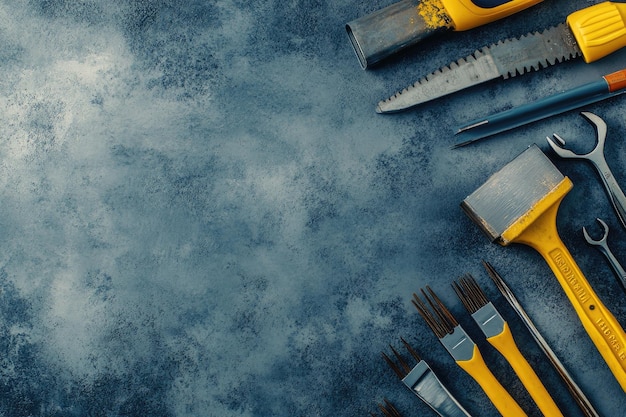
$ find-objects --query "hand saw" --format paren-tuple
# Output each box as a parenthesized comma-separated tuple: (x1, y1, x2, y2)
(376, 1, 626, 113)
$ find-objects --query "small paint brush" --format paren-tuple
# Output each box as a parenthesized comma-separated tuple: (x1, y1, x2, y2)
(453, 68, 626, 148)
(461, 144, 626, 391)
(413, 287, 527, 417)
(382, 338, 472, 417)
(482, 260, 601, 417)
(453, 274, 563, 417)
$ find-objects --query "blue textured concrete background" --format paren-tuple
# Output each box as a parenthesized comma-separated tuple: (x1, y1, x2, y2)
(0, 0, 624, 416)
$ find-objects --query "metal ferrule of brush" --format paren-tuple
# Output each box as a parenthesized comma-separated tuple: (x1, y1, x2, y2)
(471, 302, 506, 339)
(345, 0, 446, 69)
(440, 326, 476, 362)
(402, 361, 473, 417)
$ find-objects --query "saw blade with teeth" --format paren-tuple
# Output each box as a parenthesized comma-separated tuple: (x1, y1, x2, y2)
(376, 23, 582, 113)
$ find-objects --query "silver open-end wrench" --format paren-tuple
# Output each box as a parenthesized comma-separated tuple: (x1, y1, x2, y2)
(547, 111, 626, 230)
(583, 218, 626, 294)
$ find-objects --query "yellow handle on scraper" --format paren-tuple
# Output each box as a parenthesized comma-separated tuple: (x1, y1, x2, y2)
(488, 322, 563, 417)
(456, 344, 528, 417)
(568, 1, 626, 63)
(502, 178, 626, 392)
(441, 0, 543, 31)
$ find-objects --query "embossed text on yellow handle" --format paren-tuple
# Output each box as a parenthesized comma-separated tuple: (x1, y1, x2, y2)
(501, 178, 626, 391)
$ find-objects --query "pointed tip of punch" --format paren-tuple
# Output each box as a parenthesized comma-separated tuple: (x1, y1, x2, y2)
(456, 120, 488, 134)
(450, 140, 474, 149)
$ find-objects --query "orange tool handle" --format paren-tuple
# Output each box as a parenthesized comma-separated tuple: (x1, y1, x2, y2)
(568, 1, 626, 63)
(503, 178, 626, 392)
(604, 68, 626, 92)
(440, 0, 543, 31)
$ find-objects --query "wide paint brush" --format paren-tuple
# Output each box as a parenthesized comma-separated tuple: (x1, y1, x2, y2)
(382, 338, 472, 417)
(461, 144, 626, 391)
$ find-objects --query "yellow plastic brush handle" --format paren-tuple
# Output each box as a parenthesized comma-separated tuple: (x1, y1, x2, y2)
(568, 1, 626, 63)
(502, 178, 626, 392)
(456, 344, 528, 417)
(441, 0, 543, 31)
(488, 322, 564, 417)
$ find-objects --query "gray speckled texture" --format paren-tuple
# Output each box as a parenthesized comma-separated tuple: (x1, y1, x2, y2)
(0, 0, 624, 416)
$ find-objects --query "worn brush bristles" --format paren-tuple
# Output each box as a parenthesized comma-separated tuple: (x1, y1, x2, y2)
(377, 399, 403, 417)
(382, 338, 421, 379)
(382, 346, 409, 379)
(453, 274, 490, 314)
(412, 286, 458, 338)
(400, 337, 422, 362)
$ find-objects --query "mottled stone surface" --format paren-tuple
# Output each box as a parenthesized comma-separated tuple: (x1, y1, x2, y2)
(0, 0, 624, 416)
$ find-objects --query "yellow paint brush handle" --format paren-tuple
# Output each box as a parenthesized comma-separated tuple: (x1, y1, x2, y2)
(456, 344, 527, 417)
(488, 322, 563, 417)
(507, 179, 626, 391)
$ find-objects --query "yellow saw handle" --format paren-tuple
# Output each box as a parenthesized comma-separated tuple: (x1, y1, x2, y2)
(568, 1, 626, 63)
(440, 0, 543, 31)
(503, 178, 626, 392)
(488, 322, 564, 417)
(456, 344, 528, 416)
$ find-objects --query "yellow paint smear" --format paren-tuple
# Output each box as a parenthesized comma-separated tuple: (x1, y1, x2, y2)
(418, 0, 452, 29)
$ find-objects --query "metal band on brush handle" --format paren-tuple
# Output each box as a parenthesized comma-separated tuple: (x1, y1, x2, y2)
(402, 361, 473, 417)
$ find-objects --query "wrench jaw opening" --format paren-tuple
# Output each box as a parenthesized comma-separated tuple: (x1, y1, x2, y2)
(583, 217, 626, 295)
(582, 218, 609, 246)
(546, 133, 577, 158)
(546, 111, 608, 159)
(548, 111, 626, 231)
(580, 111, 608, 147)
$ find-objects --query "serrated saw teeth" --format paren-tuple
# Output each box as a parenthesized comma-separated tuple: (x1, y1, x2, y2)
(376, 23, 583, 113)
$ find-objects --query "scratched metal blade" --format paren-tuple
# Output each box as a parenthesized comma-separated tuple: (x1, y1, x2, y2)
(376, 23, 582, 113)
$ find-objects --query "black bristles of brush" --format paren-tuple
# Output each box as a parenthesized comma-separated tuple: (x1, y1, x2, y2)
(452, 274, 490, 314)
(412, 286, 458, 338)
(381, 337, 422, 379)
(400, 337, 421, 363)
(377, 399, 403, 417)
(382, 348, 408, 379)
